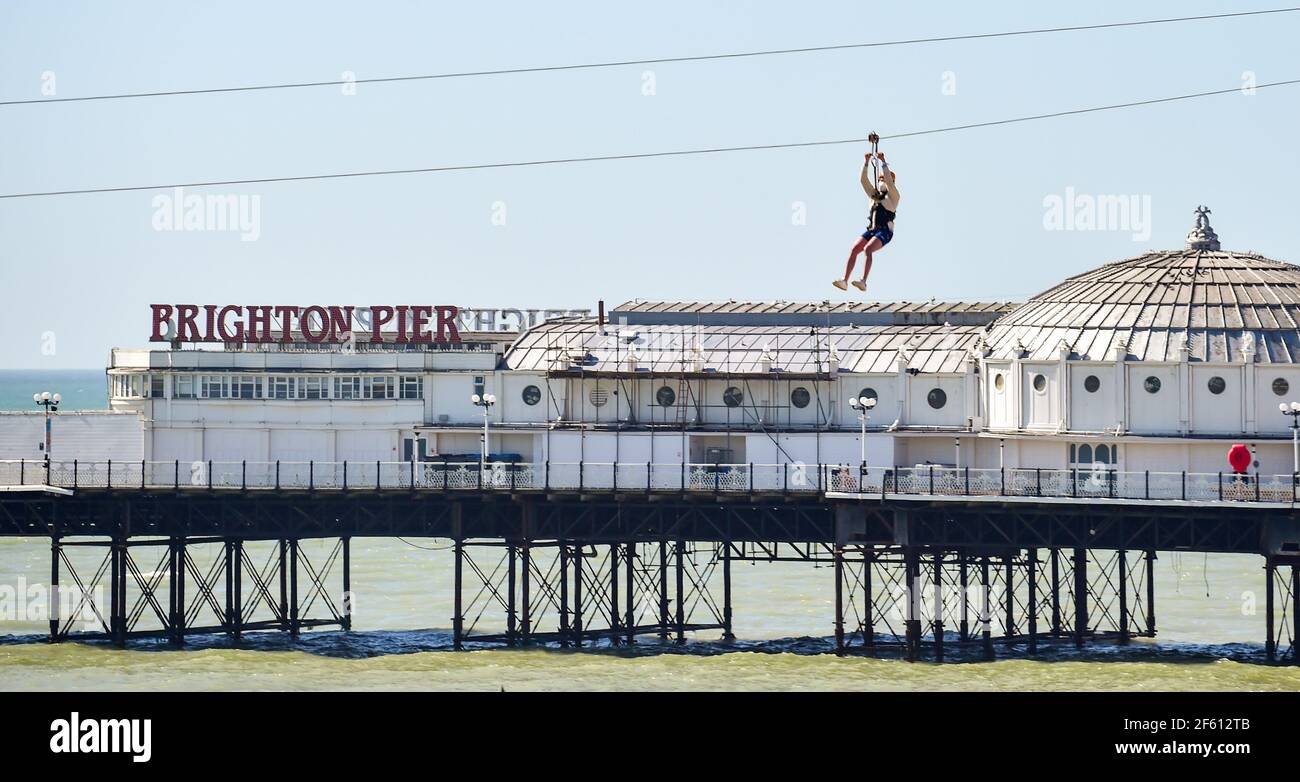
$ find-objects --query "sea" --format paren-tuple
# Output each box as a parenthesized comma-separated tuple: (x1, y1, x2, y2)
(0, 370, 1297, 691)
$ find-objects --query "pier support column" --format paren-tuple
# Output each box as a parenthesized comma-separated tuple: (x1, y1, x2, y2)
(234, 540, 244, 640)
(608, 543, 620, 645)
(904, 548, 921, 662)
(1003, 552, 1015, 639)
(722, 541, 734, 640)
(980, 556, 993, 660)
(170, 536, 186, 645)
(559, 542, 570, 646)
(674, 541, 686, 644)
(624, 542, 636, 646)
(1146, 550, 1157, 637)
(1050, 548, 1062, 637)
(520, 542, 532, 644)
(506, 543, 517, 646)
(1073, 548, 1088, 648)
(49, 536, 60, 642)
(1118, 549, 1129, 643)
(278, 539, 289, 632)
(932, 553, 944, 662)
(958, 551, 969, 642)
(452, 536, 464, 650)
(1266, 558, 1276, 662)
(110, 536, 126, 647)
(341, 537, 352, 632)
(862, 547, 874, 650)
(1027, 548, 1038, 653)
(833, 545, 845, 655)
(658, 540, 669, 641)
(573, 544, 584, 648)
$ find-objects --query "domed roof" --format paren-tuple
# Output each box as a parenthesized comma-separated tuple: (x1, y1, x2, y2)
(985, 209, 1300, 363)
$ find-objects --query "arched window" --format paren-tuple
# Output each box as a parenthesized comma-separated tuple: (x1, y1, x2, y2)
(1095, 444, 1110, 465)
(1078, 444, 1093, 464)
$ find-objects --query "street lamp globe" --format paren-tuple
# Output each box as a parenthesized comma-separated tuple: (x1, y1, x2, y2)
(862, 396, 876, 409)
(485, 394, 496, 405)
(470, 393, 481, 404)
(1291, 402, 1300, 413)
(32, 393, 40, 403)
(41, 391, 51, 402)
(52, 393, 61, 404)
(1281, 403, 1289, 413)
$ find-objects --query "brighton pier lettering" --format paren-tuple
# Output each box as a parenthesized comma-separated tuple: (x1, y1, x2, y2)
(150, 304, 461, 345)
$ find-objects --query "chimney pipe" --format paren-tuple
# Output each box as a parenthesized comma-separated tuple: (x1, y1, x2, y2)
(598, 300, 605, 330)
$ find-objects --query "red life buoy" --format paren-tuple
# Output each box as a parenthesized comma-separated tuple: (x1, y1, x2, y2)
(1227, 443, 1251, 474)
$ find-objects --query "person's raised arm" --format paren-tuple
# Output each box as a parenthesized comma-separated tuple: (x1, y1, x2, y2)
(860, 154, 877, 197)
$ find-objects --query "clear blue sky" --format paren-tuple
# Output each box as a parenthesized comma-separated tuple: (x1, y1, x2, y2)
(2, 1, 1298, 368)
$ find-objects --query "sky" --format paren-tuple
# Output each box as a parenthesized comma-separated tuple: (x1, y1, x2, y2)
(1, 0, 1298, 368)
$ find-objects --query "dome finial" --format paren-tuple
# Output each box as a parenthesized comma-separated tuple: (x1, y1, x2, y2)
(1186, 205, 1221, 251)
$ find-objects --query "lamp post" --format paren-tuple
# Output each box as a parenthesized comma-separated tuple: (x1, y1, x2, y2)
(471, 392, 497, 474)
(1280, 402, 1300, 474)
(33, 391, 61, 484)
(849, 395, 877, 475)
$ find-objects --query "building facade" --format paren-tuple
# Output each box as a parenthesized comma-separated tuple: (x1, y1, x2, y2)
(43, 210, 1299, 480)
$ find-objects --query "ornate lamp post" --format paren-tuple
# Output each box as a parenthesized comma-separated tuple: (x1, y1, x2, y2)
(471, 392, 497, 474)
(1280, 402, 1300, 474)
(849, 395, 877, 474)
(33, 390, 61, 484)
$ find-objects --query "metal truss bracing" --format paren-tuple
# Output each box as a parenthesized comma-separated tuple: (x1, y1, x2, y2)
(822, 545, 1156, 661)
(47, 535, 349, 645)
(455, 539, 730, 648)
(1265, 558, 1298, 662)
(2, 491, 1293, 662)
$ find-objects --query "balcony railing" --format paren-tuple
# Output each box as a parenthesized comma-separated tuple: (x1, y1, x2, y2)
(0, 459, 1294, 504)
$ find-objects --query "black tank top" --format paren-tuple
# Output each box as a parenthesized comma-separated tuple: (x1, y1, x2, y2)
(870, 198, 896, 231)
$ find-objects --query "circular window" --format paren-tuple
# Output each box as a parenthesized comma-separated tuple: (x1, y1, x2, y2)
(655, 385, 676, 407)
(927, 388, 947, 410)
(1084, 375, 1100, 393)
(521, 385, 541, 406)
(994, 373, 1005, 391)
(1273, 378, 1290, 396)
(858, 388, 879, 405)
(1144, 376, 1161, 394)
(1207, 376, 1226, 395)
(1032, 374, 1047, 393)
(722, 387, 744, 408)
(589, 388, 609, 408)
(790, 387, 811, 408)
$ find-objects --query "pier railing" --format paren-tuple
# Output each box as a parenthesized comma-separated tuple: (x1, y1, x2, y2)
(0, 459, 1296, 503)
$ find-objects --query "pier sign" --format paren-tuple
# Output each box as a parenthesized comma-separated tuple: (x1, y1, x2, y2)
(150, 304, 462, 344)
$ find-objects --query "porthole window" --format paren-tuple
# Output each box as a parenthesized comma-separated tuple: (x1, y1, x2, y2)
(655, 386, 676, 407)
(790, 387, 811, 408)
(1273, 378, 1290, 396)
(1032, 374, 1047, 393)
(994, 373, 1005, 391)
(927, 388, 947, 410)
(1084, 375, 1100, 393)
(858, 388, 879, 405)
(521, 385, 541, 406)
(1207, 376, 1226, 395)
(589, 388, 609, 408)
(722, 387, 744, 408)
(1144, 376, 1161, 394)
